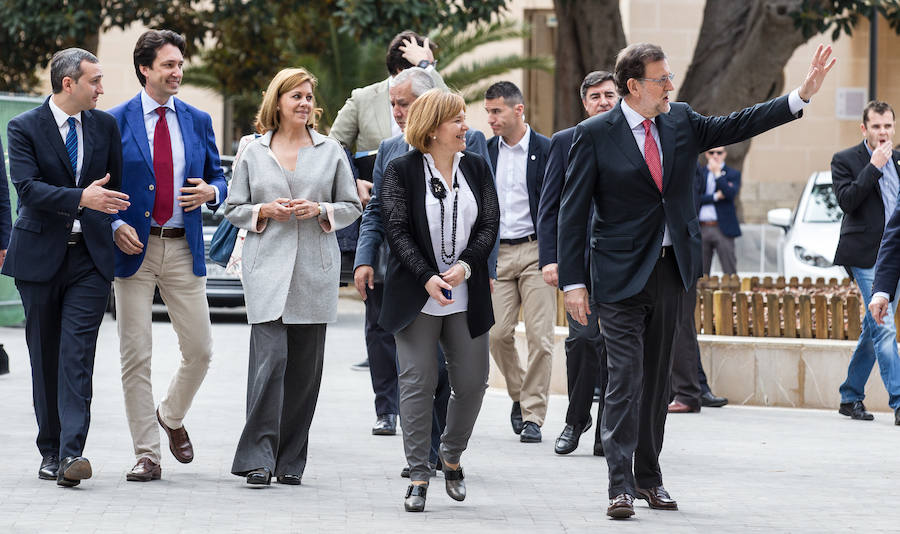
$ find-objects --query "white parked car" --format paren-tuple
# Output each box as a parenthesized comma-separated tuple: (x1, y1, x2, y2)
(767, 171, 848, 281)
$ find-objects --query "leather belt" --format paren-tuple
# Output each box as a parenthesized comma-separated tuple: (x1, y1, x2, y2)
(66, 233, 83, 246)
(499, 233, 537, 246)
(660, 245, 673, 258)
(149, 226, 185, 238)
(700, 221, 718, 227)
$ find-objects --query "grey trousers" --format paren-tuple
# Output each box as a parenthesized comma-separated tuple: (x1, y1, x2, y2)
(670, 284, 702, 408)
(701, 224, 737, 275)
(395, 312, 489, 482)
(231, 320, 326, 477)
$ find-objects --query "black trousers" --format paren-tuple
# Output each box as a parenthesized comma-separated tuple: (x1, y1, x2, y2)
(17, 241, 109, 460)
(564, 298, 607, 448)
(594, 254, 683, 498)
(670, 283, 702, 408)
(365, 283, 399, 416)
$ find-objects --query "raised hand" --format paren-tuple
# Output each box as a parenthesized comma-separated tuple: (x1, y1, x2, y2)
(80, 174, 130, 213)
(798, 44, 837, 101)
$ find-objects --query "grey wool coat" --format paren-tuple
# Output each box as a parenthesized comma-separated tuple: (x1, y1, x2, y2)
(225, 128, 362, 324)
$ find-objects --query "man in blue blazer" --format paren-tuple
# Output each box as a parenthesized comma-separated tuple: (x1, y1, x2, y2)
(354, 68, 491, 476)
(108, 30, 227, 482)
(4, 48, 129, 486)
(536, 70, 617, 457)
(559, 43, 834, 517)
(695, 146, 742, 275)
(484, 81, 553, 444)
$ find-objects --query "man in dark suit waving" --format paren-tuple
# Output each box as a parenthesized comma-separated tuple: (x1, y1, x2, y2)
(3, 48, 129, 486)
(558, 43, 834, 518)
(833, 101, 900, 425)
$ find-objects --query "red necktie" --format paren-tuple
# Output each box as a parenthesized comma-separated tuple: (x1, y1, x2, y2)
(152, 107, 174, 225)
(642, 119, 663, 192)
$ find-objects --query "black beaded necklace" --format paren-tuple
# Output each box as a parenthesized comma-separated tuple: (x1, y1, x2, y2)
(426, 160, 459, 265)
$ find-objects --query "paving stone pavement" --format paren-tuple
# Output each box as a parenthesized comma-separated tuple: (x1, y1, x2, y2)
(1, 297, 899, 533)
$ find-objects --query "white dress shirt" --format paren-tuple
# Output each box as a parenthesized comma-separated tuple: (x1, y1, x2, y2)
(48, 96, 83, 233)
(495, 124, 534, 239)
(698, 169, 720, 222)
(421, 152, 478, 316)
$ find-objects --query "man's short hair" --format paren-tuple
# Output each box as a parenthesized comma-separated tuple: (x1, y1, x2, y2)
(386, 30, 436, 76)
(404, 89, 465, 153)
(392, 67, 436, 97)
(863, 100, 896, 126)
(133, 29, 186, 86)
(484, 81, 523, 106)
(580, 70, 615, 100)
(50, 48, 99, 94)
(614, 43, 666, 96)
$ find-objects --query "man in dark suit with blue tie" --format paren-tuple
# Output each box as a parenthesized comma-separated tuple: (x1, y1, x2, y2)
(536, 70, 617, 456)
(4, 48, 129, 486)
(558, 43, 835, 518)
(109, 30, 227, 482)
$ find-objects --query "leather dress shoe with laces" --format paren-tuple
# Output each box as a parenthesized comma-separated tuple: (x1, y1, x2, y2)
(401, 458, 441, 478)
(607, 493, 635, 518)
(38, 455, 59, 480)
(701, 391, 728, 407)
(57, 456, 91, 487)
(554, 422, 590, 454)
(126, 457, 161, 482)
(510, 401, 524, 434)
(372, 414, 397, 436)
(520, 421, 542, 443)
(442, 464, 466, 501)
(668, 400, 700, 413)
(636, 485, 678, 510)
(277, 474, 301, 485)
(157, 408, 194, 463)
(404, 484, 428, 512)
(839, 400, 874, 421)
(246, 467, 271, 485)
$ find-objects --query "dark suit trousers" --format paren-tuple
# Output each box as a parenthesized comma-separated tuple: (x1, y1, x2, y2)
(594, 253, 683, 498)
(17, 241, 109, 459)
(670, 284, 703, 408)
(564, 300, 607, 441)
(365, 283, 399, 416)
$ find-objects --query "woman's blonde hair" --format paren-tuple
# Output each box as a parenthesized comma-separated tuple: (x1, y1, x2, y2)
(404, 89, 466, 153)
(255, 67, 322, 134)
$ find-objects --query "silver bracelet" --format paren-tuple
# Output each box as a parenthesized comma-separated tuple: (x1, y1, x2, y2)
(458, 260, 472, 280)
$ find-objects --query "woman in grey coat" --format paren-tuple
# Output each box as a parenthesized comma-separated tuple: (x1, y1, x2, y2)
(225, 67, 362, 486)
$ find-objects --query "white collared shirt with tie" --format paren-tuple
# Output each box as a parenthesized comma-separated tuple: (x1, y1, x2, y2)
(48, 96, 83, 233)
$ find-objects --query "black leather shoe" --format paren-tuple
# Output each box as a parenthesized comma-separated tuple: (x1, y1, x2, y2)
(839, 400, 874, 421)
(895, 407, 900, 426)
(510, 401, 524, 435)
(246, 468, 271, 485)
(442, 464, 466, 501)
(701, 391, 729, 407)
(593, 441, 605, 457)
(277, 474, 301, 485)
(404, 484, 428, 512)
(372, 414, 397, 436)
(350, 359, 369, 371)
(57, 456, 91, 487)
(401, 459, 441, 478)
(39, 455, 59, 480)
(554, 424, 583, 454)
(520, 421, 542, 443)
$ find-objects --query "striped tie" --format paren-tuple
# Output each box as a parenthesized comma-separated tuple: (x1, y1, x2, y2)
(65, 117, 78, 177)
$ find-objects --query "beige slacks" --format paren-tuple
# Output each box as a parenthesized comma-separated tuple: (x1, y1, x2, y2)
(116, 235, 213, 463)
(489, 240, 557, 425)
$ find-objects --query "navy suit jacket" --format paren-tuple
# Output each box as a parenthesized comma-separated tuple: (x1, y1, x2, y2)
(694, 163, 742, 237)
(874, 206, 900, 299)
(0, 138, 12, 249)
(355, 129, 492, 280)
(558, 96, 799, 303)
(2, 98, 122, 282)
(108, 93, 227, 278)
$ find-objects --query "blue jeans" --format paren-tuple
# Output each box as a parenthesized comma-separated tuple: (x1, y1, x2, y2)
(840, 266, 900, 409)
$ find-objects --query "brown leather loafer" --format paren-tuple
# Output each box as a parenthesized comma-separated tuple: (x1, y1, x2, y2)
(636, 485, 678, 510)
(126, 457, 161, 482)
(607, 493, 635, 518)
(667, 400, 700, 413)
(157, 408, 194, 463)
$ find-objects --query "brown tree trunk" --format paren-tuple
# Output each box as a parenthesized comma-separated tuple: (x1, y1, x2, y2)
(552, 0, 626, 131)
(678, 0, 812, 174)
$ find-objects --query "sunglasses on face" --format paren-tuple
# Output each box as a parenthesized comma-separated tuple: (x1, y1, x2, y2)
(707, 150, 724, 155)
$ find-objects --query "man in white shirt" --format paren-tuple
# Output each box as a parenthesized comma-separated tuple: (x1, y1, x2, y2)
(484, 81, 553, 444)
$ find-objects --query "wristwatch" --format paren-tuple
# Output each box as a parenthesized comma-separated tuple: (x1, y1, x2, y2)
(417, 60, 432, 69)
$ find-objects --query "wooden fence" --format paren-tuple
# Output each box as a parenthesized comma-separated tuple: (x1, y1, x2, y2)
(552, 274, 900, 341)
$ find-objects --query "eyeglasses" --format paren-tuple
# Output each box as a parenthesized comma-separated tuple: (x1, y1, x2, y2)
(707, 150, 725, 155)
(639, 73, 675, 86)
